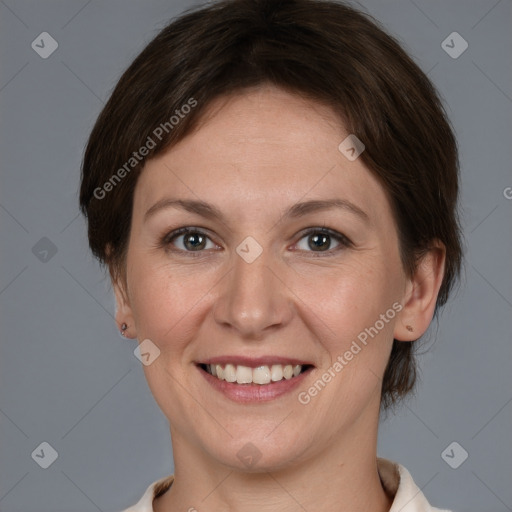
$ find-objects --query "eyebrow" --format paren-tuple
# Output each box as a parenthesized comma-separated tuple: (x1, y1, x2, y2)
(144, 197, 370, 224)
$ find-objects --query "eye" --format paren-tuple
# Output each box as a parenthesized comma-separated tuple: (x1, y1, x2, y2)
(294, 228, 351, 254)
(162, 227, 218, 253)
(160, 226, 351, 256)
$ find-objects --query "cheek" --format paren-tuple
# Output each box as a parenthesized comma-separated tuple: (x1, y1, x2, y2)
(127, 252, 223, 359)
(126, 257, 218, 414)
(292, 258, 396, 339)
(289, 257, 399, 403)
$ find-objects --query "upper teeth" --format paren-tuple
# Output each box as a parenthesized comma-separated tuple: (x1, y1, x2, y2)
(207, 364, 303, 385)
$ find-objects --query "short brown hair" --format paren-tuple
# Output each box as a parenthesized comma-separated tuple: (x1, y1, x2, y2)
(79, 0, 462, 410)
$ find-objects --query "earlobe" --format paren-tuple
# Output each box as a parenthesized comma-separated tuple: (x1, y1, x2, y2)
(112, 274, 136, 339)
(394, 242, 446, 342)
(105, 245, 137, 339)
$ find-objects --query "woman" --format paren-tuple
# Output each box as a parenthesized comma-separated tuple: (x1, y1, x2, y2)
(79, 0, 462, 510)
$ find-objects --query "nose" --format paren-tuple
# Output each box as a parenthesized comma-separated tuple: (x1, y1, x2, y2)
(213, 245, 293, 339)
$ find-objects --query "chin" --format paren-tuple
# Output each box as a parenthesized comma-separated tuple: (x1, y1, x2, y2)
(199, 429, 310, 473)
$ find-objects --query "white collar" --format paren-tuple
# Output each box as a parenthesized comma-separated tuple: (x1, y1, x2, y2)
(377, 458, 451, 512)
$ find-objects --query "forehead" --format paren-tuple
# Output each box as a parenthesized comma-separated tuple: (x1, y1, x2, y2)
(134, 86, 392, 226)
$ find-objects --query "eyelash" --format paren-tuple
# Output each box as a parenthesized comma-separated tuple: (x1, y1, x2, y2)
(159, 226, 352, 257)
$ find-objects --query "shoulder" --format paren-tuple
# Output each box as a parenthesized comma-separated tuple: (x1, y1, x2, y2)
(119, 475, 174, 512)
(377, 458, 452, 512)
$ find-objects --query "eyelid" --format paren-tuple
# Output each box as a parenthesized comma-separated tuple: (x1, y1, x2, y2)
(162, 226, 213, 243)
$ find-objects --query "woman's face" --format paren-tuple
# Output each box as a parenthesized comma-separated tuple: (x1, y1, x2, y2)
(116, 85, 411, 470)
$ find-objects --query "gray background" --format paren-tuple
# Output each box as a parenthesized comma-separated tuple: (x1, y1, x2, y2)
(0, 0, 511, 511)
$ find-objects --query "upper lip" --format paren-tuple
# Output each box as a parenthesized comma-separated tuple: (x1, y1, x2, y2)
(197, 356, 314, 368)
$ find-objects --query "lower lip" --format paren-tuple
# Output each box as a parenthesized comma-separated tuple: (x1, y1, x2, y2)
(198, 366, 313, 403)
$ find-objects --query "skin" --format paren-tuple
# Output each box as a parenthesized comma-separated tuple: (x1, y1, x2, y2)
(113, 85, 446, 512)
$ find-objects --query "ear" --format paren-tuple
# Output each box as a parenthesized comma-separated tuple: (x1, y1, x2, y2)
(112, 273, 137, 339)
(394, 241, 446, 341)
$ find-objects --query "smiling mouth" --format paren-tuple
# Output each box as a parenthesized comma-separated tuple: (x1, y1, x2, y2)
(198, 363, 313, 385)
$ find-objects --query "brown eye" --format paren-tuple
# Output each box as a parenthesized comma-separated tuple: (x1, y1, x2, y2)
(295, 228, 351, 254)
(182, 232, 207, 251)
(163, 228, 216, 252)
(308, 233, 331, 251)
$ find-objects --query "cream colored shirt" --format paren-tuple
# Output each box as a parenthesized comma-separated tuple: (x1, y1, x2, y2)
(121, 458, 452, 512)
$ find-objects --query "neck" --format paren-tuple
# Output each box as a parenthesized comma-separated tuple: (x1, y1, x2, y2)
(154, 411, 392, 512)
